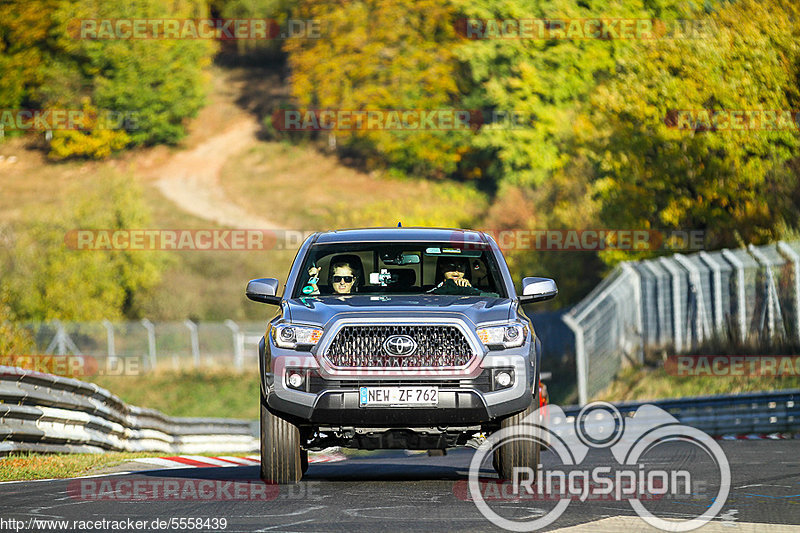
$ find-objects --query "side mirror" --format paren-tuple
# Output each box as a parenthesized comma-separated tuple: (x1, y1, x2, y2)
(519, 277, 558, 304)
(246, 278, 282, 305)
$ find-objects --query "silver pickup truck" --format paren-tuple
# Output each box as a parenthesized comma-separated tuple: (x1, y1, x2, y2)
(246, 227, 557, 483)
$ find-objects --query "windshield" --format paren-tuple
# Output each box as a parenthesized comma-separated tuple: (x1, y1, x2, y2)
(292, 242, 507, 298)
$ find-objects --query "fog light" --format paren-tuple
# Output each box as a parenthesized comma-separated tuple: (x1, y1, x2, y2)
(287, 371, 305, 389)
(495, 371, 512, 388)
(504, 326, 519, 341)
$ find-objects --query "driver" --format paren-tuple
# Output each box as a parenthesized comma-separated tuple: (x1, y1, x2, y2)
(429, 258, 481, 295)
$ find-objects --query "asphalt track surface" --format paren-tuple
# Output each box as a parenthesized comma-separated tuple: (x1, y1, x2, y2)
(0, 441, 798, 532)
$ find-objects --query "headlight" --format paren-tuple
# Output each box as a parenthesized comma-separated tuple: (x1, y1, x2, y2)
(476, 322, 528, 348)
(272, 324, 323, 349)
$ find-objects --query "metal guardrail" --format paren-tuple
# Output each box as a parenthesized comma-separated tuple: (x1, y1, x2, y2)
(3, 364, 796, 459)
(0, 366, 258, 456)
(564, 240, 800, 405)
(562, 389, 800, 437)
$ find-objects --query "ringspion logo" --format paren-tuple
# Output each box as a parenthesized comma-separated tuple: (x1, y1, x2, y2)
(466, 402, 730, 531)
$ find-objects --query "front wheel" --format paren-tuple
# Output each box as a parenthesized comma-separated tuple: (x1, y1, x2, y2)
(260, 401, 303, 484)
(493, 389, 541, 482)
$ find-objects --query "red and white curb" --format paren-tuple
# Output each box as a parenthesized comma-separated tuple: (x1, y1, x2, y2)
(133, 449, 347, 470)
(133, 455, 261, 469)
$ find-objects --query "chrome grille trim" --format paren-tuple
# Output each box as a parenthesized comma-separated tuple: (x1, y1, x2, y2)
(324, 324, 475, 368)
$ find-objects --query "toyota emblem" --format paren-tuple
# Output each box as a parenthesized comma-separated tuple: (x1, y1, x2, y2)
(383, 334, 418, 357)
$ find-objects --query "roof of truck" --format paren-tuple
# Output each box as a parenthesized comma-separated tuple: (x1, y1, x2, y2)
(312, 227, 491, 245)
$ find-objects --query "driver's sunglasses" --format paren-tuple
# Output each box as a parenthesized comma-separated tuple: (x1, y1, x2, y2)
(332, 275, 354, 283)
(444, 263, 465, 272)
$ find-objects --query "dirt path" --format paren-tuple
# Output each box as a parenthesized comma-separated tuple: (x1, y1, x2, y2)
(152, 116, 285, 230)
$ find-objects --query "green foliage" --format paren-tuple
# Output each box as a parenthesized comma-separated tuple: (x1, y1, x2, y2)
(452, 0, 697, 188)
(0, 0, 216, 156)
(0, 299, 33, 356)
(284, 0, 472, 179)
(328, 179, 488, 228)
(215, 0, 293, 55)
(0, 173, 167, 321)
(583, 0, 800, 261)
(455, 0, 800, 278)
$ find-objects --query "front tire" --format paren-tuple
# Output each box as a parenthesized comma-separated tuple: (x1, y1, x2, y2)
(493, 388, 541, 482)
(260, 401, 302, 484)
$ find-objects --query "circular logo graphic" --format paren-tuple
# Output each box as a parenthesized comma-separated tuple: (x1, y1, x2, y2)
(467, 402, 731, 532)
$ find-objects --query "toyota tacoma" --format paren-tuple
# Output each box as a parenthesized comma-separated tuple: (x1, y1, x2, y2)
(246, 227, 557, 483)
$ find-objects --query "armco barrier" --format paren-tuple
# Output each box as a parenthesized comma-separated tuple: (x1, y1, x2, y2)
(565, 240, 800, 405)
(0, 366, 258, 456)
(562, 389, 800, 437)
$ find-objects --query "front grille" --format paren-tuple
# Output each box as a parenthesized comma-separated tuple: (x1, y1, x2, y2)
(324, 325, 475, 368)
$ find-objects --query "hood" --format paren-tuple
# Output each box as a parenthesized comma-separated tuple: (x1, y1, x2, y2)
(284, 294, 514, 328)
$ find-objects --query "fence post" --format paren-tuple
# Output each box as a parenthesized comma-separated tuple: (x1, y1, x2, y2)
(698, 251, 724, 336)
(224, 319, 244, 371)
(748, 244, 785, 341)
(721, 249, 747, 343)
(141, 318, 157, 370)
(674, 254, 711, 346)
(45, 320, 81, 356)
(620, 263, 644, 364)
(777, 241, 800, 342)
(643, 261, 668, 346)
(184, 319, 200, 368)
(101, 319, 117, 365)
(562, 313, 587, 405)
(658, 257, 684, 352)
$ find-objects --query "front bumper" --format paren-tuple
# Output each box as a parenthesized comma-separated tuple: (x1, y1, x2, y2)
(262, 344, 536, 427)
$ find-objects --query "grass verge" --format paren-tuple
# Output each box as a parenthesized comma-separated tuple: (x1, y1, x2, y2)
(0, 452, 155, 482)
(88, 369, 260, 419)
(596, 365, 800, 403)
(221, 141, 488, 230)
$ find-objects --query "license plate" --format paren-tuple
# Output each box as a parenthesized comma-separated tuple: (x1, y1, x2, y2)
(359, 387, 438, 407)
